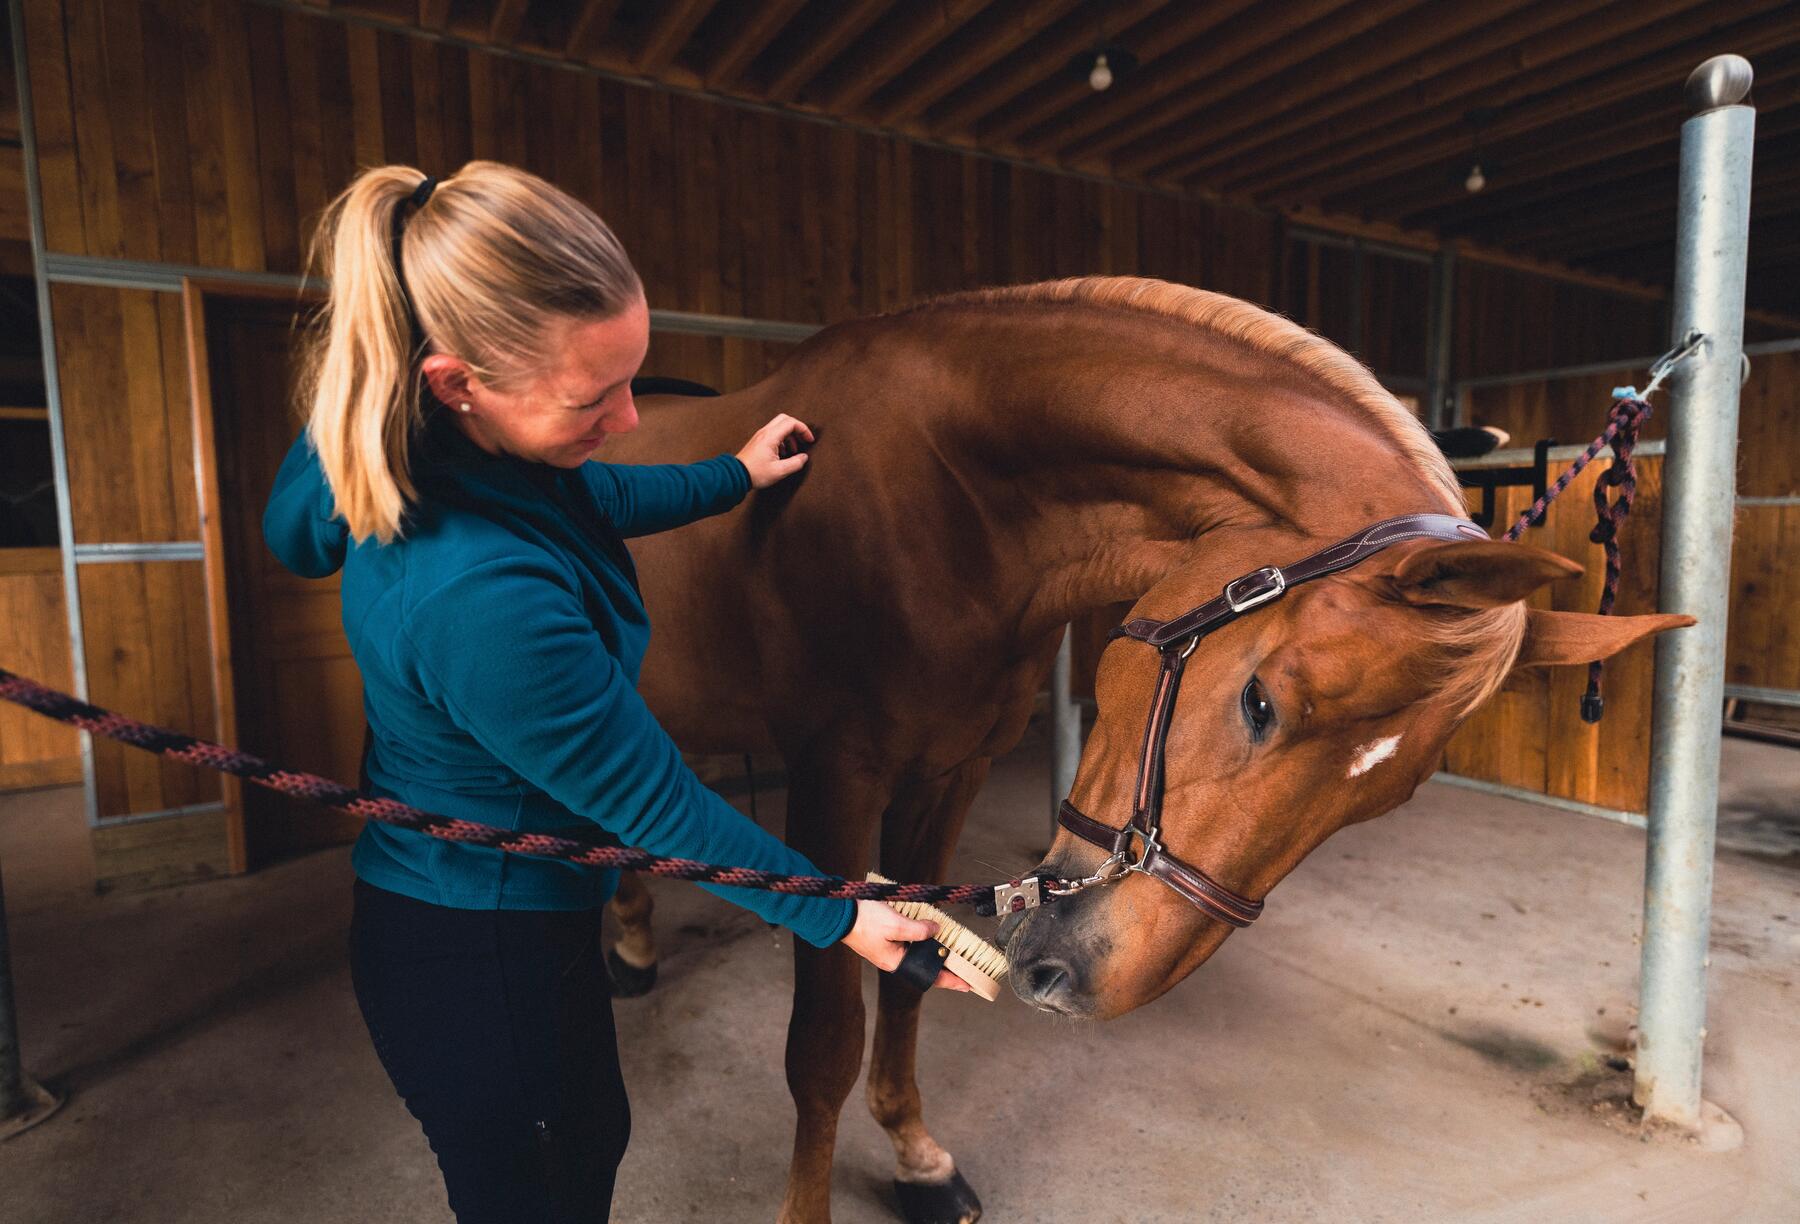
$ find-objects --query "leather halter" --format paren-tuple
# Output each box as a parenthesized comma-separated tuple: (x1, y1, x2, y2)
(1053, 512, 1489, 928)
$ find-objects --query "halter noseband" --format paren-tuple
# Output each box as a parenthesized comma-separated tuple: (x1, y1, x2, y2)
(1032, 512, 1490, 928)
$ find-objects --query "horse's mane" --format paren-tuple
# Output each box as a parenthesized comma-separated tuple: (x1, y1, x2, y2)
(908, 276, 1523, 717)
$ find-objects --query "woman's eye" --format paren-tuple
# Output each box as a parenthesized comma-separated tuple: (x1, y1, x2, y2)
(1241, 676, 1275, 740)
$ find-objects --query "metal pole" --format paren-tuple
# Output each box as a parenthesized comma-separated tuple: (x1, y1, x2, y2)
(1424, 243, 1456, 430)
(0, 864, 61, 1139)
(1635, 55, 1755, 1132)
(1050, 626, 1081, 841)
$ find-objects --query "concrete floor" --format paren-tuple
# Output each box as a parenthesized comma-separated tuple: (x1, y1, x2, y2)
(1, 728, 1795, 1223)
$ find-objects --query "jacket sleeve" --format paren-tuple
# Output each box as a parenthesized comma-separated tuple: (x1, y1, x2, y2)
(262, 427, 351, 579)
(581, 454, 751, 538)
(400, 554, 855, 948)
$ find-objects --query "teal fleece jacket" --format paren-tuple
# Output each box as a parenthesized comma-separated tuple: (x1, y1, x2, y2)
(261, 407, 854, 949)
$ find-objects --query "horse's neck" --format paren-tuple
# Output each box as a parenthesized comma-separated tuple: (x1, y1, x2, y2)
(802, 310, 1458, 637)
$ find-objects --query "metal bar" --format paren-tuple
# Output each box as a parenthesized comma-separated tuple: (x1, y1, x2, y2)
(72, 542, 207, 564)
(1285, 225, 1436, 264)
(1449, 439, 1668, 469)
(40, 251, 827, 345)
(0, 865, 61, 1138)
(1428, 772, 1647, 830)
(1736, 495, 1800, 507)
(1636, 55, 1756, 1133)
(1425, 245, 1457, 430)
(1723, 683, 1800, 709)
(1452, 335, 1800, 394)
(91, 801, 230, 831)
(11, 0, 96, 831)
(1050, 627, 1080, 843)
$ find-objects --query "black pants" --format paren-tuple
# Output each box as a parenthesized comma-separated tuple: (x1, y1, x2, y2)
(349, 879, 631, 1223)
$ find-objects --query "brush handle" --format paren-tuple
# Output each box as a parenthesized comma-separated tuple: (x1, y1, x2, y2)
(888, 938, 950, 992)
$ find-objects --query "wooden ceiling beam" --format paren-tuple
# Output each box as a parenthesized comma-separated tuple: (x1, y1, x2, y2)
(1408, 90, 1800, 233)
(1378, 57, 1800, 223)
(1026, 0, 1411, 158)
(868, 0, 1088, 127)
(634, 0, 719, 75)
(1249, 4, 1800, 208)
(1118, 0, 1591, 178)
(1165, 0, 1729, 190)
(488, 0, 530, 47)
(565, 0, 624, 63)
(968, 0, 1274, 148)
(807, 0, 992, 115)
(759, 0, 898, 105)
(921, 0, 1173, 137)
(1494, 158, 1800, 254)
(701, 0, 809, 89)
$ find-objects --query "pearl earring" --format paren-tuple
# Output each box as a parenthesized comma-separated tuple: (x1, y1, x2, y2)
(457, 402, 472, 413)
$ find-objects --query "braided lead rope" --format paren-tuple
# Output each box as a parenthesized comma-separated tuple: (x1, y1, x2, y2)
(1496, 332, 1704, 723)
(0, 669, 1007, 916)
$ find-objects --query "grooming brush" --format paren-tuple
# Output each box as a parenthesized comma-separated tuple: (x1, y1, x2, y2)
(867, 873, 1010, 1001)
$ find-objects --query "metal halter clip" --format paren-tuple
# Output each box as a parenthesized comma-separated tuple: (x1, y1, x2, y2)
(993, 877, 1043, 913)
(1223, 566, 1287, 613)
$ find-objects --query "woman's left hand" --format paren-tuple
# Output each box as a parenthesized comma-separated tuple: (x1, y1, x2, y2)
(735, 414, 814, 489)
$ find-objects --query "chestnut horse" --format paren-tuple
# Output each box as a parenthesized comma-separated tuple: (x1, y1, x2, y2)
(605, 277, 1688, 1224)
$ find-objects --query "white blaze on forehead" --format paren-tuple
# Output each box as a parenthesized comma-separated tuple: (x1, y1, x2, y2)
(1347, 734, 1402, 778)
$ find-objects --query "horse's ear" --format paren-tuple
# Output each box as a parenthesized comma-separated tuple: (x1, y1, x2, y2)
(1387, 539, 1582, 609)
(1514, 609, 1695, 668)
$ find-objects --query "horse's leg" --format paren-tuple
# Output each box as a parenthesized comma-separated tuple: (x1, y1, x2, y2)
(604, 872, 658, 997)
(778, 758, 890, 1224)
(867, 760, 991, 1224)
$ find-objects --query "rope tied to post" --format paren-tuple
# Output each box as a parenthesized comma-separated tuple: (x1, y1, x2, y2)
(1499, 331, 1705, 723)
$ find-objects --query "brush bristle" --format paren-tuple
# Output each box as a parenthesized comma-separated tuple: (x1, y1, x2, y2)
(868, 873, 1010, 1000)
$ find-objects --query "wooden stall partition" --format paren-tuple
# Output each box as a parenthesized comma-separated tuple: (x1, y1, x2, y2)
(0, 546, 81, 790)
(1465, 346, 1800, 701)
(1443, 452, 1668, 815)
(184, 278, 366, 870)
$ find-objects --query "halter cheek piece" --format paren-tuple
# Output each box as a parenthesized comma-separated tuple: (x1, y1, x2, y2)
(1010, 512, 1490, 929)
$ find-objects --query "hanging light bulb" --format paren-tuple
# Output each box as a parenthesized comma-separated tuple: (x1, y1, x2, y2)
(1465, 162, 1486, 194)
(1089, 52, 1113, 91)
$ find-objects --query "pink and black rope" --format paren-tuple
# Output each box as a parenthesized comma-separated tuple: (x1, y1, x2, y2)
(0, 670, 1004, 916)
(1501, 394, 1653, 723)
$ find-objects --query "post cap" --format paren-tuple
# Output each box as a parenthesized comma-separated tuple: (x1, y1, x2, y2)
(1685, 55, 1753, 114)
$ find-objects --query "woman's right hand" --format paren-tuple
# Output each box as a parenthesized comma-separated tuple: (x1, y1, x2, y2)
(840, 900, 971, 992)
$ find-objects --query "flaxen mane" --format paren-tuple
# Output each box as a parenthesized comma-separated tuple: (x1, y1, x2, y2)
(920, 276, 1525, 718)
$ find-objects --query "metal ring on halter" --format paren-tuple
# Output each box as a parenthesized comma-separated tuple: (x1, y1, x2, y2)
(1223, 566, 1286, 613)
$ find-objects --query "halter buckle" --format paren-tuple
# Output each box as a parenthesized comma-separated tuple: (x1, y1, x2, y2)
(1224, 566, 1286, 613)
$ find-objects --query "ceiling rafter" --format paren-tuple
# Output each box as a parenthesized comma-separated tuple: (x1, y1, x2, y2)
(973, 0, 1276, 148)
(1244, 3, 1798, 204)
(867, 0, 1088, 127)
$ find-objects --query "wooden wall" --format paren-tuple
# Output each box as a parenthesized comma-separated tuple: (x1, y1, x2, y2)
(1443, 457, 1668, 814)
(14, 0, 1784, 887)
(0, 547, 80, 790)
(1465, 349, 1800, 700)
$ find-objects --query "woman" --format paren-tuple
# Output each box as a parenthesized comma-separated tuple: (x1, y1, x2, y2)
(261, 161, 962, 1223)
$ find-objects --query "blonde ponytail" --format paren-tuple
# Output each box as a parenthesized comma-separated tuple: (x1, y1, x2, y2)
(297, 162, 643, 544)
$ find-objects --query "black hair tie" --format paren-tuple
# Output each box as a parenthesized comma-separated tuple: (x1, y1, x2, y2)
(392, 176, 438, 355)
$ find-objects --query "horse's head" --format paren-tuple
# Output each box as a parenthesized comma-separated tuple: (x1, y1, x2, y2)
(1001, 531, 1691, 1018)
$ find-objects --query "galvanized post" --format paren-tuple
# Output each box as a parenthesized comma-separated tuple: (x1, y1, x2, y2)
(1635, 55, 1755, 1134)
(1050, 626, 1081, 842)
(0, 866, 61, 1140)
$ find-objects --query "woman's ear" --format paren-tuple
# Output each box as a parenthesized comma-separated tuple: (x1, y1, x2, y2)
(420, 354, 475, 408)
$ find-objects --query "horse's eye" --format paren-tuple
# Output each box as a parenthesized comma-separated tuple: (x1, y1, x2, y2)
(1241, 676, 1275, 740)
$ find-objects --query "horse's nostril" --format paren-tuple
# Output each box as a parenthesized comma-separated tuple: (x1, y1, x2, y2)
(1025, 959, 1070, 1001)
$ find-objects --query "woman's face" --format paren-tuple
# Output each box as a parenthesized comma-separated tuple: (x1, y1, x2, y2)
(423, 294, 651, 468)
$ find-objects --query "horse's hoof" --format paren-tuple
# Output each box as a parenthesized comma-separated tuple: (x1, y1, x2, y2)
(605, 947, 658, 998)
(893, 1170, 982, 1224)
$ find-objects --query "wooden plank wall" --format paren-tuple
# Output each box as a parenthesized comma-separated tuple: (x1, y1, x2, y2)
(0, 547, 80, 790)
(1465, 349, 1799, 700)
(1444, 457, 1667, 814)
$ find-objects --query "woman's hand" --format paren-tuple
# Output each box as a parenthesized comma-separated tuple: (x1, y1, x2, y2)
(735, 414, 814, 489)
(840, 900, 972, 992)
